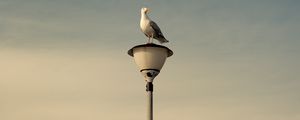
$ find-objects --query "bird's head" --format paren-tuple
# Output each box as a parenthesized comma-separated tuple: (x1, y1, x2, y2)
(141, 7, 150, 14)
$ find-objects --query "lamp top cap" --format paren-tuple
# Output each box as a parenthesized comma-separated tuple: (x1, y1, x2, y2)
(128, 43, 173, 57)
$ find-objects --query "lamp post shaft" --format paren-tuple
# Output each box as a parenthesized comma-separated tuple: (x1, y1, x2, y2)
(146, 82, 153, 120)
(128, 44, 173, 120)
(147, 91, 153, 120)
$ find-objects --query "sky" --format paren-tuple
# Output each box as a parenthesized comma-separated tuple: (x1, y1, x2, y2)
(0, 0, 300, 120)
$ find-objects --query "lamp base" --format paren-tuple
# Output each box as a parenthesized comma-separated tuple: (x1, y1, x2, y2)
(141, 69, 160, 82)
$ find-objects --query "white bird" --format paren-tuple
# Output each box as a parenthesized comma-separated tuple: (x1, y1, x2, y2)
(140, 7, 169, 44)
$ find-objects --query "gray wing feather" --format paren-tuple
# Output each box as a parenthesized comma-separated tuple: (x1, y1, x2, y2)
(149, 21, 169, 43)
(150, 21, 164, 36)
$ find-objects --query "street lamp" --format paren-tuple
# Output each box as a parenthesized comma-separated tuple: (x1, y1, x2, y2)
(128, 43, 173, 120)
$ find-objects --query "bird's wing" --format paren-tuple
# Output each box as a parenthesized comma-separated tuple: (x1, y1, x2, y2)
(150, 21, 164, 36)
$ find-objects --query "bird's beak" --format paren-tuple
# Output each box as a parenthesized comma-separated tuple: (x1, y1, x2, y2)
(145, 9, 150, 13)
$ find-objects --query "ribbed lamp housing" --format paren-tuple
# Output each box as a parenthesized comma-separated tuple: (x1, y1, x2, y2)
(128, 44, 173, 72)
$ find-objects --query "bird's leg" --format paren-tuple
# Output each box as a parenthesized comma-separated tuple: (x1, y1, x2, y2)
(150, 33, 154, 44)
(148, 36, 151, 44)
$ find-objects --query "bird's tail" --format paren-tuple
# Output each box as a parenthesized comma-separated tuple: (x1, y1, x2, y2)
(158, 38, 169, 44)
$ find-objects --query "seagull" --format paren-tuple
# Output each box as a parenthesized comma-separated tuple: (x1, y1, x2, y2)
(140, 7, 169, 44)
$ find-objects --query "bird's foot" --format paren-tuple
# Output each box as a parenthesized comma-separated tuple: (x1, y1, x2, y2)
(146, 42, 154, 44)
(147, 37, 154, 44)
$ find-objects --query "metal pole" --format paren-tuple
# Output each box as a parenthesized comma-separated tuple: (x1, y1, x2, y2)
(146, 82, 153, 120)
